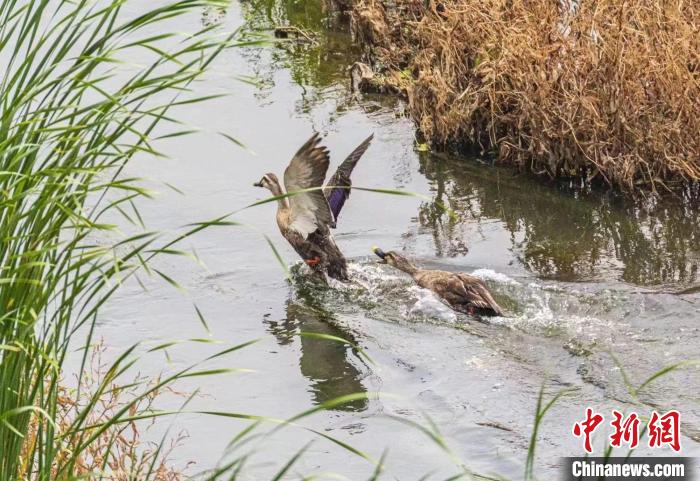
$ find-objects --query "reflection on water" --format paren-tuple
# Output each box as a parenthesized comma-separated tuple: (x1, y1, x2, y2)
(265, 284, 369, 412)
(240, 0, 361, 110)
(418, 154, 700, 287)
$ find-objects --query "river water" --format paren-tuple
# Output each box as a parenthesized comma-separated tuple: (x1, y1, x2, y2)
(100, 1, 700, 479)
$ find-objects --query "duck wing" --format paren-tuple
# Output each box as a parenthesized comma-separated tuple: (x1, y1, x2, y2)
(455, 273, 504, 316)
(324, 133, 374, 227)
(283, 133, 334, 238)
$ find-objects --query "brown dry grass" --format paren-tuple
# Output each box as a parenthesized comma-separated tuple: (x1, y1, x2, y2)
(18, 344, 190, 481)
(350, 0, 700, 193)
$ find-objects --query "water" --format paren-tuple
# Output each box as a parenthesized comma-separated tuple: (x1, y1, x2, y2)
(99, 1, 700, 479)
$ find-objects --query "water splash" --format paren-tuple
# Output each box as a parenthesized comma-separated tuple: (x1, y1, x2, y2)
(470, 268, 519, 285)
(289, 260, 624, 347)
(404, 285, 458, 323)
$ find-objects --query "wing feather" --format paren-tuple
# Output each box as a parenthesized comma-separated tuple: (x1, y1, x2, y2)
(324, 133, 374, 226)
(284, 133, 334, 238)
(456, 274, 503, 315)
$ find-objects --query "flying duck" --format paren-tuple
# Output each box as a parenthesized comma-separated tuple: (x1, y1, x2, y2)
(254, 133, 374, 281)
(373, 247, 504, 316)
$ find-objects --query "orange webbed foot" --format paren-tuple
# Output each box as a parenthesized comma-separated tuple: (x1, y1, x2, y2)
(304, 256, 321, 267)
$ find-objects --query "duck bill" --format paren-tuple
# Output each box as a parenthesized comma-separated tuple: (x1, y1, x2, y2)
(372, 246, 387, 263)
(253, 181, 263, 187)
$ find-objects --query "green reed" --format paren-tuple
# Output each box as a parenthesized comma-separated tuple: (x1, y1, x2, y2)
(0, 0, 240, 478)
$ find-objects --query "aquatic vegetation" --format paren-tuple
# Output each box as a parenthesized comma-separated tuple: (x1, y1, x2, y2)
(20, 344, 191, 480)
(241, 0, 362, 98)
(0, 0, 239, 478)
(346, 0, 700, 193)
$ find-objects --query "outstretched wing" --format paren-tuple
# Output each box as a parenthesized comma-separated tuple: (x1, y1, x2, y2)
(324, 133, 374, 227)
(284, 133, 334, 238)
(456, 274, 504, 315)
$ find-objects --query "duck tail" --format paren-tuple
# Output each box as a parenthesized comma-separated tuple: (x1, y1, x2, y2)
(473, 282, 505, 316)
(325, 133, 374, 226)
(326, 262, 349, 282)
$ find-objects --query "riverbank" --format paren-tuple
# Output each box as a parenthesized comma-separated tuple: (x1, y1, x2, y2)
(343, 0, 700, 194)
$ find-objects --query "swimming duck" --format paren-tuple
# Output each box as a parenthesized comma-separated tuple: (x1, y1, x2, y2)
(254, 132, 374, 281)
(372, 247, 504, 316)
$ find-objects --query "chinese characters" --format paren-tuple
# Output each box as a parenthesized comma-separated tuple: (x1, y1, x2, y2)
(572, 409, 681, 453)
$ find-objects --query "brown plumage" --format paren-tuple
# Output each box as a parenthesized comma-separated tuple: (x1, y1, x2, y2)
(373, 248, 504, 316)
(254, 133, 373, 281)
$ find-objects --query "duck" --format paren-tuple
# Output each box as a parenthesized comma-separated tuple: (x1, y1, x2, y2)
(254, 132, 374, 281)
(372, 247, 504, 316)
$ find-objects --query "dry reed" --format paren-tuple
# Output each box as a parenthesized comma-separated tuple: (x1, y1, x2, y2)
(19, 344, 189, 481)
(350, 0, 700, 193)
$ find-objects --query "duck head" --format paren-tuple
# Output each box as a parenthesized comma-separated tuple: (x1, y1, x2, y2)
(372, 247, 418, 275)
(253, 173, 284, 196)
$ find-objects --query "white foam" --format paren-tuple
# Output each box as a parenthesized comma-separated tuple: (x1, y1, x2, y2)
(406, 286, 458, 323)
(502, 286, 617, 342)
(470, 268, 519, 285)
(347, 262, 405, 285)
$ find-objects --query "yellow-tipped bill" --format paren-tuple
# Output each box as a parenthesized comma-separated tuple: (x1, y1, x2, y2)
(372, 246, 387, 259)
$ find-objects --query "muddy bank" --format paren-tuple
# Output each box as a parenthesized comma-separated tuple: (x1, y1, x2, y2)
(339, 0, 700, 194)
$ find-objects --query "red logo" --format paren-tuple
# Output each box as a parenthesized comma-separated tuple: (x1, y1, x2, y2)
(573, 408, 681, 453)
(648, 410, 681, 452)
(610, 410, 640, 449)
(572, 408, 604, 453)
